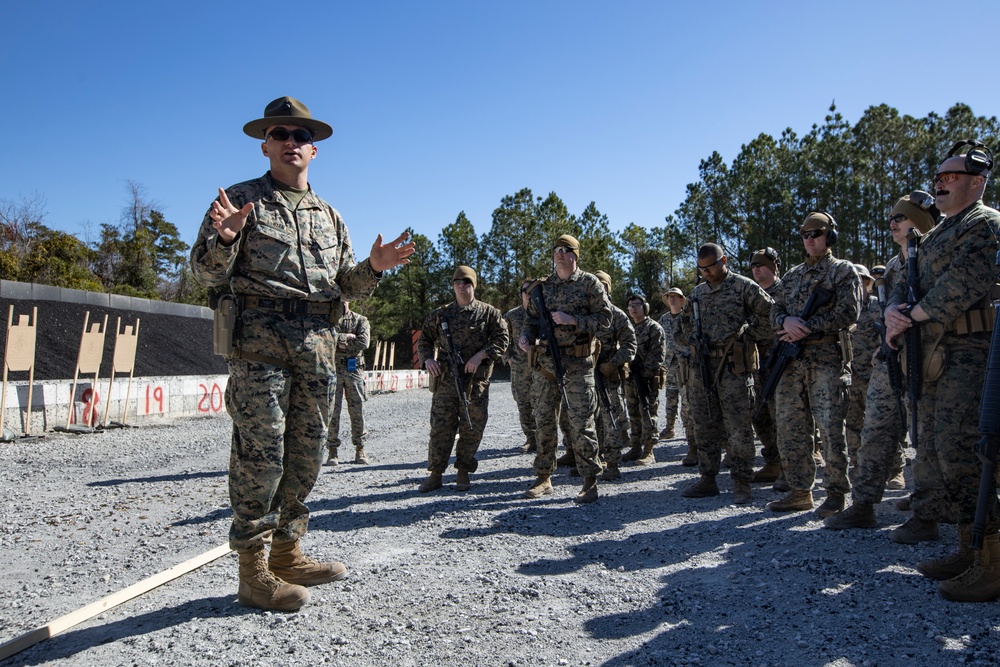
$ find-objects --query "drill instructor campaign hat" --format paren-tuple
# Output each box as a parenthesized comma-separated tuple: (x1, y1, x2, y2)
(243, 97, 334, 142)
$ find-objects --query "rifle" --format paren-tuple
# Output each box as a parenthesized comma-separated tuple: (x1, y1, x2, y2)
(439, 320, 473, 429)
(753, 288, 835, 420)
(690, 297, 715, 420)
(903, 229, 923, 451)
(594, 368, 621, 432)
(970, 259, 1000, 550)
(629, 354, 655, 432)
(528, 282, 571, 409)
(875, 282, 906, 432)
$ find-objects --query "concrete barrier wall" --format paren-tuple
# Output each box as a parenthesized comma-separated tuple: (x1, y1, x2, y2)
(2, 370, 429, 435)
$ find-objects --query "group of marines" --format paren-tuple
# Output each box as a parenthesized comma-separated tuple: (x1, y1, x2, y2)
(414, 141, 1000, 604)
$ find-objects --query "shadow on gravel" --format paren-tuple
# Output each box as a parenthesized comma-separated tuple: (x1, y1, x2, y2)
(88, 470, 226, 487)
(171, 507, 232, 527)
(7, 595, 248, 666)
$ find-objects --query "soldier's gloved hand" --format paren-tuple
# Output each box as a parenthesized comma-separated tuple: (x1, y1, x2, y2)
(600, 361, 616, 376)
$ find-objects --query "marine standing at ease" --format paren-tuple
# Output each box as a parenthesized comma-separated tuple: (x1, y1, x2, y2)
(326, 301, 371, 466)
(191, 97, 415, 612)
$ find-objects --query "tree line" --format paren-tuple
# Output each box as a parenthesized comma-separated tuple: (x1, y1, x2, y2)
(2, 102, 997, 349)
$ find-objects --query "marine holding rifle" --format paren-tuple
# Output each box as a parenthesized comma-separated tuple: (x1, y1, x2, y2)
(621, 293, 665, 467)
(676, 243, 773, 505)
(767, 213, 861, 516)
(517, 235, 611, 504)
(884, 141, 1000, 602)
(417, 266, 507, 494)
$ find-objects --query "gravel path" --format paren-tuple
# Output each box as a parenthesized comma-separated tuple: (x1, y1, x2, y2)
(1, 384, 997, 667)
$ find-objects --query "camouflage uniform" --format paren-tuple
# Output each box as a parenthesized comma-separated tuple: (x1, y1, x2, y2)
(658, 311, 682, 434)
(889, 200, 1000, 528)
(624, 317, 665, 453)
(418, 299, 508, 474)
(504, 305, 536, 450)
(191, 172, 380, 550)
(772, 251, 861, 495)
(521, 270, 611, 479)
(851, 255, 907, 504)
(328, 309, 370, 453)
(595, 304, 636, 464)
(678, 271, 774, 483)
(845, 294, 881, 465)
(752, 278, 782, 468)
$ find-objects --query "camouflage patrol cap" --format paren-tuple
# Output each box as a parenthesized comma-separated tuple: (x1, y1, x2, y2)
(853, 264, 874, 284)
(243, 97, 333, 141)
(594, 270, 612, 293)
(890, 192, 937, 233)
(453, 265, 477, 289)
(553, 234, 580, 256)
(661, 287, 687, 305)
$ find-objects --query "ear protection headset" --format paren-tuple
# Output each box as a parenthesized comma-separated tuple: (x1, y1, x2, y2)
(756, 246, 781, 268)
(819, 212, 838, 245)
(946, 140, 995, 175)
(627, 293, 650, 316)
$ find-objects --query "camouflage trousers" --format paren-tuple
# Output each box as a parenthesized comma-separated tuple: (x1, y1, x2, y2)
(662, 363, 680, 429)
(751, 371, 778, 466)
(427, 373, 490, 474)
(851, 360, 907, 505)
(510, 360, 536, 449)
(845, 372, 871, 464)
(328, 366, 366, 450)
(910, 346, 998, 527)
(596, 372, 630, 464)
(625, 375, 660, 449)
(225, 309, 336, 551)
(689, 369, 755, 483)
(531, 356, 602, 478)
(774, 348, 851, 494)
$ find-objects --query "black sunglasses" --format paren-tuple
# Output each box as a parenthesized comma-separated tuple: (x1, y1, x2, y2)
(888, 214, 907, 224)
(800, 229, 825, 240)
(696, 257, 723, 271)
(267, 128, 314, 143)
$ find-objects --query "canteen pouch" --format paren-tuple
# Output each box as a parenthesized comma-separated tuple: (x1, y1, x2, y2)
(838, 325, 856, 366)
(213, 294, 238, 358)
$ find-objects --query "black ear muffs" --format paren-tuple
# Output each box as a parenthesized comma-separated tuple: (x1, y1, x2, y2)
(763, 246, 780, 268)
(628, 294, 650, 316)
(947, 139, 995, 175)
(821, 212, 838, 245)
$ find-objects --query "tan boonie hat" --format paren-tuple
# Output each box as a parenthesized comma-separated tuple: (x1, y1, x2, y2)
(453, 265, 477, 288)
(243, 96, 333, 141)
(554, 234, 580, 256)
(854, 264, 873, 283)
(661, 286, 686, 305)
(594, 270, 612, 293)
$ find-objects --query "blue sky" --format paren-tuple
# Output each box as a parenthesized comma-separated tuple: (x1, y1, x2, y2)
(2, 1, 997, 255)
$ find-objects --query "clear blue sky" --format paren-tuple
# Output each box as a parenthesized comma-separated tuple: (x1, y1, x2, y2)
(2, 1, 996, 254)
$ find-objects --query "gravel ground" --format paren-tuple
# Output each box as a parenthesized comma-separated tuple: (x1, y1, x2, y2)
(1, 385, 998, 667)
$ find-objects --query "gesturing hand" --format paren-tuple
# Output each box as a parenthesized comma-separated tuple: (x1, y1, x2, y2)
(370, 232, 416, 272)
(210, 188, 254, 246)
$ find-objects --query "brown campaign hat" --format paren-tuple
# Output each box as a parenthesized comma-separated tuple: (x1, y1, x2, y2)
(453, 265, 477, 289)
(243, 96, 333, 141)
(890, 193, 937, 233)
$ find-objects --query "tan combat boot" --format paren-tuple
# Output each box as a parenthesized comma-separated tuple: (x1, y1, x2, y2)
(823, 502, 877, 530)
(455, 469, 471, 492)
(238, 545, 310, 611)
(918, 523, 974, 581)
(939, 532, 1000, 602)
(621, 444, 643, 462)
(269, 539, 347, 587)
(766, 489, 814, 512)
(636, 443, 656, 466)
(889, 515, 939, 544)
(815, 491, 846, 518)
(575, 476, 598, 504)
(354, 446, 369, 464)
(525, 474, 554, 499)
(324, 447, 339, 467)
(885, 467, 906, 490)
(519, 440, 537, 454)
(732, 481, 752, 505)
(681, 475, 720, 498)
(418, 471, 443, 493)
(601, 460, 620, 481)
(751, 461, 781, 484)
